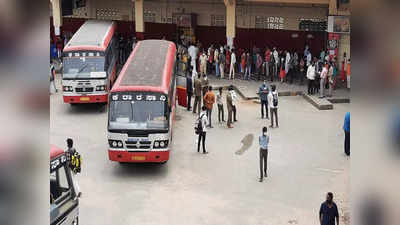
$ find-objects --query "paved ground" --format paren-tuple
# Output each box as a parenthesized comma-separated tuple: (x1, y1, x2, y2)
(50, 76, 349, 225)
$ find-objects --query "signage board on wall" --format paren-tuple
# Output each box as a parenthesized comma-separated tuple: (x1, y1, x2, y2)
(328, 16, 350, 33)
(255, 16, 285, 30)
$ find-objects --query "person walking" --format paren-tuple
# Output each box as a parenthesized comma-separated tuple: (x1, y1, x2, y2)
(214, 47, 220, 77)
(319, 63, 329, 98)
(240, 51, 246, 74)
(216, 87, 225, 124)
(226, 87, 234, 128)
(66, 138, 81, 197)
(186, 70, 193, 111)
(285, 51, 291, 81)
(226, 48, 231, 74)
(307, 61, 316, 95)
(219, 49, 225, 79)
(193, 73, 202, 115)
(229, 86, 238, 122)
(343, 112, 350, 156)
(273, 47, 279, 80)
(188, 43, 198, 73)
(258, 80, 269, 119)
(196, 106, 209, 154)
(319, 192, 340, 225)
(204, 86, 215, 128)
(259, 127, 270, 182)
(256, 53, 263, 81)
(299, 58, 305, 85)
(229, 49, 236, 80)
(268, 85, 279, 128)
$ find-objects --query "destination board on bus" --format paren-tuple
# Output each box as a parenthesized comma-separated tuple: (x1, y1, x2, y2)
(50, 154, 67, 173)
(110, 92, 167, 102)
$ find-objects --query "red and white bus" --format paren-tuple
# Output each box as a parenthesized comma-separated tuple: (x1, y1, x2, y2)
(62, 20, 119, 104)
(107, 40, 177, 163)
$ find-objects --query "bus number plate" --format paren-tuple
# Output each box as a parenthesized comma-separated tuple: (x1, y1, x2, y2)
(132, 156, 145, 161)
(80, 97, 90, 101)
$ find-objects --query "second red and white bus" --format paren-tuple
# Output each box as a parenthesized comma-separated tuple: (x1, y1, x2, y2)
(107, 40, 177, 163)
(62, 20, 119, 104)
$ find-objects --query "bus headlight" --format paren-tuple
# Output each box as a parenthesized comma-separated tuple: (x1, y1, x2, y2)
(63, 86, 73, 92)
(160, 141, 165, 148)
(154, 141, 159, 148)
(96, 85, 106, 91)
(117, 141, 123, 147)
(112, 141, 117, 147)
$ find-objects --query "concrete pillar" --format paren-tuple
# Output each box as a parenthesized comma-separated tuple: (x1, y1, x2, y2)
(135, 0, 145, 40)
(329, 0, 337, 15)
(51, 0, 62, 36)
(224, 0, 236, 49)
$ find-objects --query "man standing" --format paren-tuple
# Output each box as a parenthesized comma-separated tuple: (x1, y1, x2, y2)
(258, 81, 269, 119)
(307, 61, 316, 95)
(199, 51, 208, 77)
(229, 86, 238, 122)
(244, 52, 252, 80)
(319, 192, 340, 225)
(66, 138, 81, 197)
(259, 127, 269, 182)
(268, 85, 279, 128)
(273, 47, 279, 79)
(193, 73, 202, 115)
(229, 49, 236, 80)
(219, 49, 225, 79)
(50, 62, 57, 93)
(197, 106, 209, 154)
(214, 47, 220, 77)
(320, 63, 328, 98)
(265, 47, 271, 78)
(188, 43, 198, 73)
(203, 86, 215, 128)
(226, 87, 234, 128)
(186, 70, 193, 111)
(216, 87, 225, 124)
(343, 112, 350, 156)
(201, 74, 209, 106)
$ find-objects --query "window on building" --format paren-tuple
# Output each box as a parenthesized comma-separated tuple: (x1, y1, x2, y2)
(211, 15, 225, 27)
(74, 0, 86, 8)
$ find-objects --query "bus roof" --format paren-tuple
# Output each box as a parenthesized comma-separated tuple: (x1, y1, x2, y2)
(63, 20, 116, 52)
(50, 144, 64, 160)
(111, 40, 176, 94)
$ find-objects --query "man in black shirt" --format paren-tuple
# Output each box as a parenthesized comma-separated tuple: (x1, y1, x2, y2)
(186, 69, 193, 111)
(319, 192, 339, 225)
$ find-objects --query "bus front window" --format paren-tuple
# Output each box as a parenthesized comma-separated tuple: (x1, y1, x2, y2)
(62, 56, 105, 79)
(109, 101, 168, 130)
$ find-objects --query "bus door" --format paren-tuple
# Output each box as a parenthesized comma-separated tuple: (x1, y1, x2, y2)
(50, 154, 79, 225)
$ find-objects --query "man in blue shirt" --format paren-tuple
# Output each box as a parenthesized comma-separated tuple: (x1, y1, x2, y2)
(319, 192, 339, 225)
(343, 112, 350, 156)
(258, 80, 269, 119)
(259, 127, 269, 182)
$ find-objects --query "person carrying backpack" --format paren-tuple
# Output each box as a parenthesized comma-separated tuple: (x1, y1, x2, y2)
(268, 85, 279, 128)
(195, 106, 209, 154)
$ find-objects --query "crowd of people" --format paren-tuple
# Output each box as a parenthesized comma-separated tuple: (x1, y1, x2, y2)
(177, 42, 350, 95)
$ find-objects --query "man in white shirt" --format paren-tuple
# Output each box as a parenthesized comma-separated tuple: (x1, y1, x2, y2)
(273, 48, 279, 78)
(188, 44, 197, 73)
(307, 61, 316, 95)
(229, 49, 236, 80)
(229, 87, 238, 122)
(319, 63, 328, 98)
(197, 106, 209, 154)
(199, 51, 208, 76)
(267, 85, 279, 128)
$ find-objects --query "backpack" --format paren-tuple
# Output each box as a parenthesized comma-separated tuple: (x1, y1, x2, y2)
(71, 152, 82, 174)
(273, 93, 278, 107)
(195, 114, 205, 135)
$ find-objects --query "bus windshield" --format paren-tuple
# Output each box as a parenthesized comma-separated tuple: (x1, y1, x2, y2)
(109, 100, 169, 130)
(62, 57, 105, 79)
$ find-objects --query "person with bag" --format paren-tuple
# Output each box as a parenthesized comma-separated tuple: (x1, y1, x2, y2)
(66, 138, 82, 197)
(50, 62, 57, 93)
(195, 106, 209, 154)
(268, 85, 279, 128)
